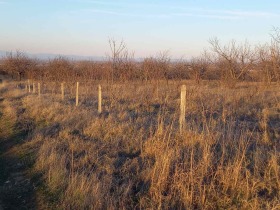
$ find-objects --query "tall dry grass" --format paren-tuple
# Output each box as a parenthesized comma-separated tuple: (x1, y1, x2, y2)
(1, 80, 280, 209)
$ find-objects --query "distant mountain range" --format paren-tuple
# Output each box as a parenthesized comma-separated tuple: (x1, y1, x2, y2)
(0, 50, 106, 61)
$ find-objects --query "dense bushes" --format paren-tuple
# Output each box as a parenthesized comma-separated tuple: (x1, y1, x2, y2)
(1, 32, 280, 85)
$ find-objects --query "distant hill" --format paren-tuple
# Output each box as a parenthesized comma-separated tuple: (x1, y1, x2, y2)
(0, 50, 105, 61)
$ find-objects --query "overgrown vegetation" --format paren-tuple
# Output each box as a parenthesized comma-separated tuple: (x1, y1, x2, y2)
(1, 29, 280, 85)
(0, 78, 279, 209)
(0, 31, 279, 209)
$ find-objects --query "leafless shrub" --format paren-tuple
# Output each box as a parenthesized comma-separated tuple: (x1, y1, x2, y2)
(108, 38, 138, 82)
(256, 38, 280, 84)
(2, 51, 38, 80)
(209, 37, 257, 86)
(168, 59, 190, 80)
(189, 55, 209, 84)
(2, 32, 280, 86)
(142, 51, 170, 83)
(44, 56, 74, 82)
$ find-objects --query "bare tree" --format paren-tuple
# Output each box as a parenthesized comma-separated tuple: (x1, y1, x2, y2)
(169, 58, 190, 81)
(270, 27, 280, 83)
(142, 51, 170, 83)
(257, 44, 272, 83)
(208, 37, 256, 85)
(256, 27, 280, 84)
(189, 55, 208, 84)
(271, 27, 280, 44)
(109, 38, 127, 83)
(45, 56, 74, 82)
(2, 51, 37, 80)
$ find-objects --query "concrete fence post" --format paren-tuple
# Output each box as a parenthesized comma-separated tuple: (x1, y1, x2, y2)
(179, 85, 186, 134)
(98, 84, 102, 113)
(76, 82, 79, 106)
(38, 82, 41, 97)
(33, 83, 36, 93)
(28, 79, 31, 93)
(61, 82, 65, 100)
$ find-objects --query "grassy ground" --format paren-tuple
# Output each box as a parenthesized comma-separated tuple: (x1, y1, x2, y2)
(0, 86, 37, 209)
(0, 80, 279, 209)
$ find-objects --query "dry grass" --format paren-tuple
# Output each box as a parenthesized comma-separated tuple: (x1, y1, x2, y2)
(1, 80, 280, 209)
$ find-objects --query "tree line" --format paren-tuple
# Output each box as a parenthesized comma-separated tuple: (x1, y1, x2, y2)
(1, 29, 279, 86)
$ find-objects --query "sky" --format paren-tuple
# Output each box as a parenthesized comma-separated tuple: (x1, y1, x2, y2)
(0, 0, 280, 59)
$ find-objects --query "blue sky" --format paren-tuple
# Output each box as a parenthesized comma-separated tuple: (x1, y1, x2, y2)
(0, 0, 280, 58)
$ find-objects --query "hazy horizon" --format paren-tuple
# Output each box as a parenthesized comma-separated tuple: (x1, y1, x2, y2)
(0, 0, 280, 59)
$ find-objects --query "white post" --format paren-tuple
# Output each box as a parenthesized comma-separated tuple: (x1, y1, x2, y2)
(33, 83, 36, 93)
(38, 82, 41, 97)
(61, 82, 64, 100)
(28, 79, 31, 93)
(76, 82, 79, 106)
(179, 85, 186, 134)
(98, 85, 102, 114)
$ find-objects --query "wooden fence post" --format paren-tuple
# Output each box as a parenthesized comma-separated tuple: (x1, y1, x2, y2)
(38, 82, 41, 97)
(33, 83, 36, 93)
(61, 82, 65, 100)
(76, 82, 79, 106)
(28, 79, 31, 93)
(98, 85, 102, 113)
(179, 85, 186, 134)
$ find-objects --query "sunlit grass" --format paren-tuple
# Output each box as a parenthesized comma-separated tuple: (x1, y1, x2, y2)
(1, 80, 279, 209)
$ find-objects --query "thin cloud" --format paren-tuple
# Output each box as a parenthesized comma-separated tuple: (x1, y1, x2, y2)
(71, 2, 280, 21)
(77, 0, 158, 8)
(223, 10, 280, 18)
(79, 0, 118, 6)
(173, 13, 239, 20)
(190, 8, 280, 19)
(86, 9, 247, 20)
(82, 9, 170, 18)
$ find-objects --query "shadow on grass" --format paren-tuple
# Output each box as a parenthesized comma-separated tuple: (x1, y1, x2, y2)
(0, 109, 37, 209)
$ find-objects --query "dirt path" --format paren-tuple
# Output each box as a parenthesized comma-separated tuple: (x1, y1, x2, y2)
(0, 92, 37, 209)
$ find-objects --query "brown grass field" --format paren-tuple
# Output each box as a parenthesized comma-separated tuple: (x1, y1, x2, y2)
(0, 78, 279, 209)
